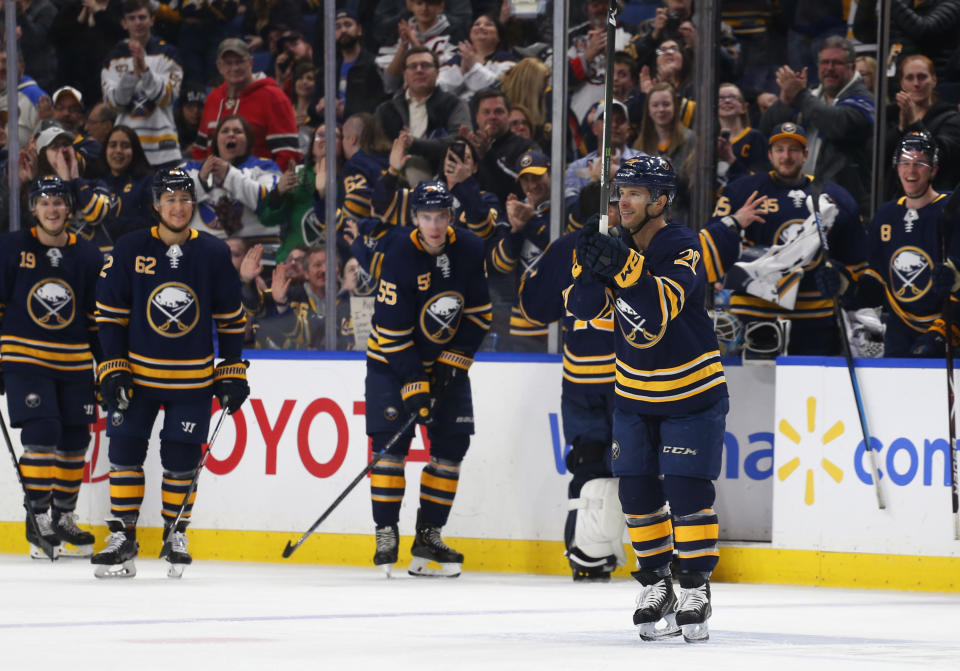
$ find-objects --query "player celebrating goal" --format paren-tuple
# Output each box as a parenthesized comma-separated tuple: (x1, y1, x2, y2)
(365, 181, 492, 578)
(0, 176, 104, 559)
(568, 157, 728, 643)
(92, 168, 249, 578)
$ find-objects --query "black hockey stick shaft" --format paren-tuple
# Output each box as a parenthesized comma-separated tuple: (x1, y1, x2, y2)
(810, 182, 885, 509)
(158, 407, 228, 558)
(597, 0, 618, 235)
(281, 412, 419, 559)
(936, 185, 960, 539)
(0, 407, 57, 560)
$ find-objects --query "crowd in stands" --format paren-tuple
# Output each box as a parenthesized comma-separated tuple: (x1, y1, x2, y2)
(3, 0, 960, 355)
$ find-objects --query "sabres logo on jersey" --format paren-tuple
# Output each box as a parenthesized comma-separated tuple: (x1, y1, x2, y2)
(147, 282, 199, 337)
(420, 291, 464, 344)
(614, 297, 661, 348)
(27, 279, 76, 330)
(890, 246, 933, 302)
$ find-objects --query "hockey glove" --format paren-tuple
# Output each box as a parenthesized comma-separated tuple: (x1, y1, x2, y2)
(910, 330, 946, 358)
(577, 232, 645, 287)
(213, 360, 250, 414)
(401, 379, 435, 426)
(812, 261, 849, 298)
(98, 359, 134, 412)
(432, 350, 472, 396)
(931, 260, 960, 303)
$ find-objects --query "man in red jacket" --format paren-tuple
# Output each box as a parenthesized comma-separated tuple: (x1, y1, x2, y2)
(192, 38, 301, 171)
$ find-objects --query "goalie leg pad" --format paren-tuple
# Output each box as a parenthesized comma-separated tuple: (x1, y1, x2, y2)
(566, 477, 626, 574)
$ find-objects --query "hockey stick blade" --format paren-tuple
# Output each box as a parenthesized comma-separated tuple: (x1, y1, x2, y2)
(282, 412, 420, 558)
(158, 407, 228, 559)
(1, 409, 58, 561)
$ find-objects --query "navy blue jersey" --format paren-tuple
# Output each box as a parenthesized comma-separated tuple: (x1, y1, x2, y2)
(726, 127, 769, 182)
(711, 171, 867, 320)
(0, 228, 103, 382)
(367, 227, 492, 381)
(95, 227, 245, 400)
(567, 224, 728, 416)
(342, 150, 389, 220)
(518, 230, 615, 395)
(863, 192, 960, 336)
(488, 204, 551, 339)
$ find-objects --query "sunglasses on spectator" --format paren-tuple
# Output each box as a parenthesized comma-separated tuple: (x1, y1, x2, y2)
(656, 46, 680, 56)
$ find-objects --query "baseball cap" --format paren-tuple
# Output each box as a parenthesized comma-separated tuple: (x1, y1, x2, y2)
(516, 150, 550, 179)
(595, 99, 629, 123)
(35, 124, 76, 153)
(180, 82, 206, 106)
(217, 38, 250, 60)
(52, 86, 83, 108)
(335, 8, 358, 21)
(769, 122, 807, 148)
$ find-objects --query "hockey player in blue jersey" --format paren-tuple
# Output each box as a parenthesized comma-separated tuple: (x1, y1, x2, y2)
(92, 168, 249, 579)
(365, 181, 492, 578)
(568, 156, 728, 643)
(712, 122, 867, 359)
(858, 131, 960, 356)
(0, 176, 104, 559)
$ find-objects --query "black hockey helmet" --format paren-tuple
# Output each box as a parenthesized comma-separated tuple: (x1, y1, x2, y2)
(893, 130, 939, 167)
(29, 175, 74, 211)
(613, 155, 677, 204)
(152, 167, 197, 205)
(410, 181, 454, 213)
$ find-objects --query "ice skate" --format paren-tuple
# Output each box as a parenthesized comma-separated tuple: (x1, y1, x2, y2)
(373, 524, 399, 577)
(52, 510, 94, 558)
(408, 512, 463, 578)
(92, 520, 138, 578)
(632, 569, 680, 641)
(676, 572, 712, 643)
(162, 524, 192, 579)
(25, 511, 61, 560)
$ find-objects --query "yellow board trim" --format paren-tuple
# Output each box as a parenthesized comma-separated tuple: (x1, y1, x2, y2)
(0, 524, 958, 591)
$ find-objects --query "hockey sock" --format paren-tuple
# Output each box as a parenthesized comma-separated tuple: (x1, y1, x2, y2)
(20, 448, 55, 511)
(161, 470, 197, 527)
(109, 467, 145, 521)
(418, 457, 460, 527)
(625, 506, 674, 571)
(371, 454, 405, 527)
(673, 509, 719, 575)
(52, 450, 86, 513)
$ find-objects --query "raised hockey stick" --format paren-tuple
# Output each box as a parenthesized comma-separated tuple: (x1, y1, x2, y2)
(597, 0, 619, 236)
(935, 186, 960, 540)
(281, 412, 419, 559)
(0, 407, 58, 560)
(809, 181, 885, 510)
(158, 407, 228, 559)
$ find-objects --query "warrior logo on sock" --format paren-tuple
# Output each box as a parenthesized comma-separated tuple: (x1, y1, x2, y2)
(147, 283, 199, 337)
(27, 279, 76, 330)
(614, 297, 662, 348)
(889, 246, 932, 302)
(420, 292, 463, 344)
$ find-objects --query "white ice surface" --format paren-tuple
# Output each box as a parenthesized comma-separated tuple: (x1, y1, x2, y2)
(1, 555, 959, 670)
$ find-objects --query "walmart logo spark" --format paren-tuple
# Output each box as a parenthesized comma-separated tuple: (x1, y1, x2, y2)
(777, 396, 845, 505)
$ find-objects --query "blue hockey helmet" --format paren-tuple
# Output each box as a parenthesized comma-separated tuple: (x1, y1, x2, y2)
(410, 181, 454, 213)
(613, 155, 677, 205)
(29, 175, 74, 211)
(893, 130, 939, 167)
(152, 167, 197, 205)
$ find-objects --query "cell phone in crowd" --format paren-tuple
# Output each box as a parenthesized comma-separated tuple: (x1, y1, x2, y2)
(720, 129, 731, 141)
(295, 164, 305, 185)
(449, 140, 468, 161)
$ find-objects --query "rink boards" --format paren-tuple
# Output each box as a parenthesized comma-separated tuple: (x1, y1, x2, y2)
(1, 352, 958, 591)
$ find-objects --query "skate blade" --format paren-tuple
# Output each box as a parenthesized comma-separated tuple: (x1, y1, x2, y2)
(681, 621, 709, 643)
(407, 557, 461, 578)
(376, 563, 396, 578)
(167, 563, 186, 579)
(94, 560, 136, 579)
(29, 544, 60, 560)
(57, 543, 93, 558)
(637, 613, 681, 641)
